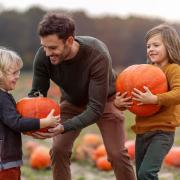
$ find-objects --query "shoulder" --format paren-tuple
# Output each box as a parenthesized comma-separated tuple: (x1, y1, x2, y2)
(163, 64, 180, 83)
(76, 36, 104, 44)
(166, 63, 179, 70)
(0, 90, 10, 100)
(163, 63, 180, 74)
(76, 36, 111, 62)
(0, 91, 12, 107)
(76, 36, 109, 53)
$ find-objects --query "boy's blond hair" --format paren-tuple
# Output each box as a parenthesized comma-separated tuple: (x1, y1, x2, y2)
(0, 47, 23, 75)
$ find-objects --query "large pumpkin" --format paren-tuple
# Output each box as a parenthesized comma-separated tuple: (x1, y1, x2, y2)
(16, 97, 60, 134)
(116, 64, 168, 116)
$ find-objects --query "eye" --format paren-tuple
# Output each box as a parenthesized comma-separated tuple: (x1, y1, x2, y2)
(154, 44, 159, 47)
(147, 44, 150, 49)
(50, 46, 57, 50)
(13, 70, 20, 76)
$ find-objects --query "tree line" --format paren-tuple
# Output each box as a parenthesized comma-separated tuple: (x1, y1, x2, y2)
(0, 6, 180, 72)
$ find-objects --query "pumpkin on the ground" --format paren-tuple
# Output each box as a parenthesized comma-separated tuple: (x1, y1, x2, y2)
(29, 146, 51, 169)
(74, 144, 94, 161)
(24, 140, 39, 157)
(125, 140, 135, 160)
(16, 97, 60, 135)
(91, 144, 107, 161)
(74, 134, 102, 161)
(82, 133, 102, 148)
(116, 64, 168, 116)
(164, 146, 180, 167)
(96, 156, 112, 171)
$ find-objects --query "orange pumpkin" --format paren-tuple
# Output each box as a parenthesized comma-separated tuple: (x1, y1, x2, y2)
(116, 64, 168, 116)
(96, 156, 112, 171)
(74, 134, 102, 161)
(24, 140, 39, 157)
(92, 144, 107, 161)
(16, 97, 60, 134)
(29, 146, 51, 169)
(125, 140, 135, 160)
(82, 133, 102, 148)
(164, 147, 180, 167)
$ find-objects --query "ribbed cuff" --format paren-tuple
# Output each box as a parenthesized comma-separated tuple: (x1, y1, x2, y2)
(62, 121, 76, 134)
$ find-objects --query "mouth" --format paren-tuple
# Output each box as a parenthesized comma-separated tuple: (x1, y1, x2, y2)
(149, 52, 158, 56)
(50, 56, 57, 60)
(12, 81, 17, 85)
(149, 54, 158, 59)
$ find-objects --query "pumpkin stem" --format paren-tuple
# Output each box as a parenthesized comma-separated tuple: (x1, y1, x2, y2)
(33, 90, 43, 97)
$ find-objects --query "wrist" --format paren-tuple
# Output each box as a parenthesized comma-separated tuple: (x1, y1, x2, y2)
(152, 95, 158, 104)
(40, 118, 48, 128)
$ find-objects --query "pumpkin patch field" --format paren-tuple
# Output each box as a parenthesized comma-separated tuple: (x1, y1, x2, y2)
(13, 72, 180, 180)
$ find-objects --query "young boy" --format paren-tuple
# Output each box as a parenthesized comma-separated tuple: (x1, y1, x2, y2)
(0, 47, 60, 180)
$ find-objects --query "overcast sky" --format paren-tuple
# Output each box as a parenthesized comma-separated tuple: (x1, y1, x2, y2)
(0, 0, 180, 23)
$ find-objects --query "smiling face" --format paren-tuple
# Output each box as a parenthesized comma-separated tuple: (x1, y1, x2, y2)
(0, 64, 21, 91)
(40, 34, 73, 65)
(146, 34, 169, 67)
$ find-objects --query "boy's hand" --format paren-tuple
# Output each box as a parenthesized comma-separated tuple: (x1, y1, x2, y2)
(40, 109, 60, 129)
(132, 86, 158, 105)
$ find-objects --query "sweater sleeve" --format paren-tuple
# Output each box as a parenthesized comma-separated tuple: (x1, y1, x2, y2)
(28, 47, 50, 97)
(157, 65, 180, 106)
(0, 93, 40, 132)
(62, 55, 109, 132)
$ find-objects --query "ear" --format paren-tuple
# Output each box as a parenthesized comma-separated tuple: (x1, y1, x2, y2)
(0, 71, 3, 78)
(66, 36, 74, 46)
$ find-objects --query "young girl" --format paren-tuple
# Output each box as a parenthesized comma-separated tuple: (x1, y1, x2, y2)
(114, 24, 180, 180)
(0, 47, 60, 180)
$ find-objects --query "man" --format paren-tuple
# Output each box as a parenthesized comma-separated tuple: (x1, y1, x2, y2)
(29, 11, 135, 180)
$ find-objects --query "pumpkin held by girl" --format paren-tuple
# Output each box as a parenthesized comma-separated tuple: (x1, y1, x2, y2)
(116, 64, 168, 116)
(16, 96, 60, 135)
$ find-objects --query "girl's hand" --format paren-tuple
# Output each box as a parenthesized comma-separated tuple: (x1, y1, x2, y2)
(132, 86, 158, 105)
(114, 92, 133, 109)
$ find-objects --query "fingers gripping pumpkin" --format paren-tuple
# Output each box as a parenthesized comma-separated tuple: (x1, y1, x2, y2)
(16, 97, 60, 135)
(116, 64, 168, 116)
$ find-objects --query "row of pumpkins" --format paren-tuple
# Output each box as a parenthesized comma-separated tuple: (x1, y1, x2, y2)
(23, 133, 180, 171)
(73, 134, 135, 171)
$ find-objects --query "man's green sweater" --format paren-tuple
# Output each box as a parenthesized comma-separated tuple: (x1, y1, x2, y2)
(29, 36, 117, 133)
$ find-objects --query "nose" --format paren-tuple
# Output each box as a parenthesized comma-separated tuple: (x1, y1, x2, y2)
(147, 46, 153, 54)
(44, 47, 52, 57)
(15, 71, 20, 79)
(148, 44, 155, 51)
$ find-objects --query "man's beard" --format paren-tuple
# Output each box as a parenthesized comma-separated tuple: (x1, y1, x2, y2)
(50, 46, 71, 65)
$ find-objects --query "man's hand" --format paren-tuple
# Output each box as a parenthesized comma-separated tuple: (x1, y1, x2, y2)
(32, 124, 64, 139)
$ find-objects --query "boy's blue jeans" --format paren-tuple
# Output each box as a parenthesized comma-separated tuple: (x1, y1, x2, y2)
(135, 131, 174, 180)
